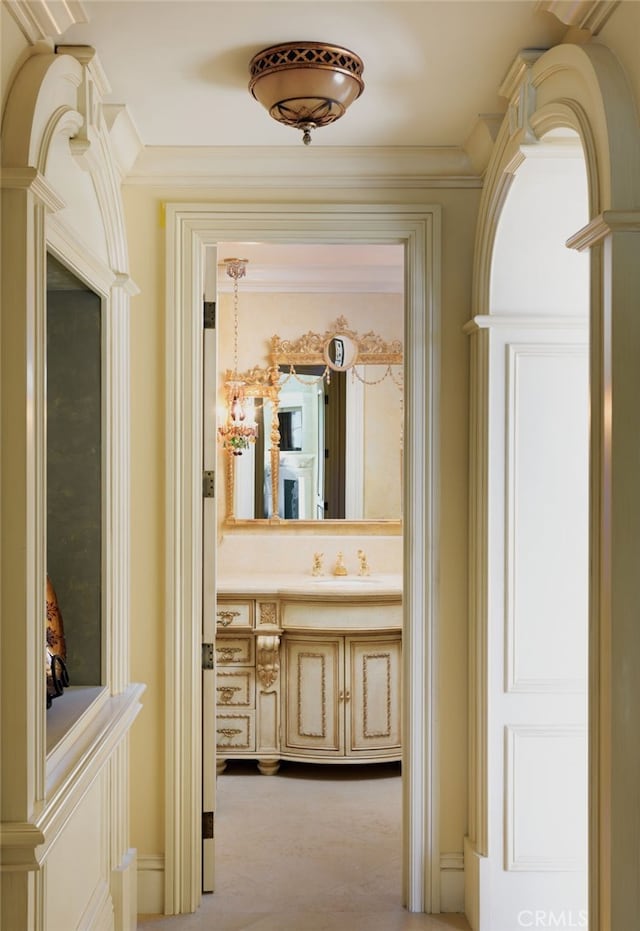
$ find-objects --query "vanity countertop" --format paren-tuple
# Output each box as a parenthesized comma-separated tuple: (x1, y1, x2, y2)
(217, 572, 403, 598)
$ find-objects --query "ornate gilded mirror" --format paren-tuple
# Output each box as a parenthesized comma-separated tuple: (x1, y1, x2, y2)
(223, 316, 403, 528)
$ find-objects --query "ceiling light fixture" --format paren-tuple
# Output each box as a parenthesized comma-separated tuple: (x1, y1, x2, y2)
(249, 42, 365, 145)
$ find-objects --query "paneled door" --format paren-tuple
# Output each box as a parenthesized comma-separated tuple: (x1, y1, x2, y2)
(283, 636, 343, 755)
(201, 267, 218, 892)
(347, 637, 402, 755)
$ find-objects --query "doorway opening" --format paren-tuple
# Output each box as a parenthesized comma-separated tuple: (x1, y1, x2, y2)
(206, 241, 405, 903)
(164, 203, 440, 916)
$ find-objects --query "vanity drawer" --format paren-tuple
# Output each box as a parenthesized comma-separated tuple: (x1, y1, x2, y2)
(216, 601, 253, 630)
(216, 711, 255, 752)
(216, 635, 255, 666)
(216, 669, 255, 708)
(282, 600, 402, 631)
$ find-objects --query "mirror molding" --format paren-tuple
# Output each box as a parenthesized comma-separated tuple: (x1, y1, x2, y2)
(272, 314, 403, 369)
(165, 202, 441, 915)
(224, 316, 403, 525)
(224, 518, 403, 535)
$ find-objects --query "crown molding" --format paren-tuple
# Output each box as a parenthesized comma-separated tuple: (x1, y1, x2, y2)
(102, 105, 145, 180)
(499, 50, 546, 101)
(463, 114, 504, 177)
(124, 145, 483, 189)
(6, 1, 88, 44)
(216, 262, 403, 294)
(536, 0, 620, 36)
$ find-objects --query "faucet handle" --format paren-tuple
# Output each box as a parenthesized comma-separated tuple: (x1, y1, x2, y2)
(357, 549, 371, 576)
(311, 552, 324, 576)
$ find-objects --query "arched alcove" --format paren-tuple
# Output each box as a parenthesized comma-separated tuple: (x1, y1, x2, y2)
(0, 45, 142, 931)
(490, 131, 589, 316)
(467, 41, 640, 931)
(469, 127, 591, 931)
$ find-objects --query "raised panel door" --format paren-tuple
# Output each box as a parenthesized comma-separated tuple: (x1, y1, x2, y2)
(283, 636, 343, 755)
(347, 636, 401, 756)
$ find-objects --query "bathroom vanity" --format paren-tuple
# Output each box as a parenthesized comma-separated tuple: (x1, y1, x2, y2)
(215, 575, 402, 774)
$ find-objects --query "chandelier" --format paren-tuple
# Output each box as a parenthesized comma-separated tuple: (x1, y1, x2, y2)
(217, 258, 258, 456)
(249, 42, 365, 145)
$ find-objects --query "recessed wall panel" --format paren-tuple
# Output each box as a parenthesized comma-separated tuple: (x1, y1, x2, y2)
(505, 725, 587, 871)
(506, 345, 588, 692)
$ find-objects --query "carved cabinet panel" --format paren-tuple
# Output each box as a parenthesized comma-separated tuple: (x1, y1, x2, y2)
(347, 637, 402, 755)
(215, 598, 281, 772)
(283, 636, 343, 755)
(282, 633, 401, 761)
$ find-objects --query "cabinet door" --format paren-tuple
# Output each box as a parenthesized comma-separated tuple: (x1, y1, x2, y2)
(347, 636, 402, 756)
(283, 636, 343, 755)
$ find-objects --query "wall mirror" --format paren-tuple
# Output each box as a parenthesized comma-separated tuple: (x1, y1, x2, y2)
(223, 315, 403, 528)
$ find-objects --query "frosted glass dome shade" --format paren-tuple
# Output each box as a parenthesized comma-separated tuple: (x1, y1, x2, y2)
(249, 42, 365, 144)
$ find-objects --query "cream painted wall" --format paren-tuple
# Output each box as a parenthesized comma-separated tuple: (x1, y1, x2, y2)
(0, 3, 29, 110)
(125, 191, 166, 857)
(363, 367, 403, 520)
(123, 183, 478, 877)
(595, 1, 640, 107)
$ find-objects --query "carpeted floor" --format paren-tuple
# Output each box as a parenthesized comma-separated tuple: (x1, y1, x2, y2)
(138, 759, 470, 931)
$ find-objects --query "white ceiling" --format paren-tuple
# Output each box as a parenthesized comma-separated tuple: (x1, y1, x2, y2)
(59, 1, 566, 149)
(214, 243, 405, 292)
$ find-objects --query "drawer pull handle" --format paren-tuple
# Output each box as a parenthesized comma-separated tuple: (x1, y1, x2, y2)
(217, 610, 240, 627)
(217, 727, 242, 739)
(217, 647, 242, 662)
(217, 686, 241, 703)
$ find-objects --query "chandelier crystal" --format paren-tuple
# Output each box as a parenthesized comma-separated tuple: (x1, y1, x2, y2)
(217, 258, 258, 456)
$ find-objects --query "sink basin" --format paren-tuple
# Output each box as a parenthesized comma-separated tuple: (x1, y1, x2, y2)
(309, 576, 378, 584)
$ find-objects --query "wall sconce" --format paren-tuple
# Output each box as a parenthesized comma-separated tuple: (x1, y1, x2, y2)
(249, 42, 365, 145)
(218, 258, 258, 456)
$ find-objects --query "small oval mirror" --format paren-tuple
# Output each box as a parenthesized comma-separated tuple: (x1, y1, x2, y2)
(324, 334, 358, 371)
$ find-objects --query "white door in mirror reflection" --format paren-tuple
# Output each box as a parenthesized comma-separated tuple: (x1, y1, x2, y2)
(263, 379, 323, 519)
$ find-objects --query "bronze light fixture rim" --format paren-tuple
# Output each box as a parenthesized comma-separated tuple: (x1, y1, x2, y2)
(248, 41, 365, 99)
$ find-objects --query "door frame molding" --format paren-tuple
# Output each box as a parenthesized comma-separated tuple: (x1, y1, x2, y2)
(164, 202, 442, 914)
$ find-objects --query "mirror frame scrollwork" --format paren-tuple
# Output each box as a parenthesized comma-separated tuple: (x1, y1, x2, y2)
(271, 315, 402, 371)
(223, 317, 403, 533)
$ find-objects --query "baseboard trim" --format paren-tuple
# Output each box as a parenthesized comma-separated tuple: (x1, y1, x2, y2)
(464, 836, 492, 931)
(137, 855, 164, 916)
(112, 848, 138, 931)
(440, 851, 465, 912)
(136, 851, 464, 916)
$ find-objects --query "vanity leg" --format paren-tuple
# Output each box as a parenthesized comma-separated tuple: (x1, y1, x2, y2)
(216, 758, 227, 775)
(257, 758, 280, 776)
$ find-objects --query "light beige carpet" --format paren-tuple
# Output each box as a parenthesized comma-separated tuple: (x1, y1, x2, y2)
(138, 760, 469, 930)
